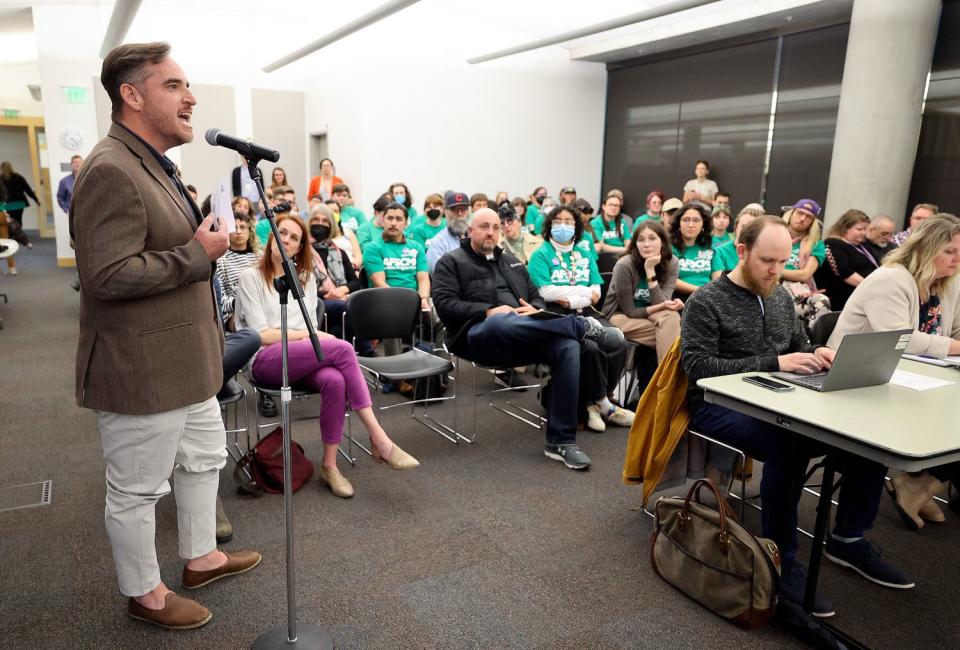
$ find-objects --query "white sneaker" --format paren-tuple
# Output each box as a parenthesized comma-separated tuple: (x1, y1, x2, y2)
(586, 404, 606, 432)
(604, 406, 635, 428)
(8, 268, 17, 276)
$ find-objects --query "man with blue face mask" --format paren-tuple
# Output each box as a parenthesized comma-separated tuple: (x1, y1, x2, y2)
(426, 190, 472, 272)
(433, 208, 625, 470)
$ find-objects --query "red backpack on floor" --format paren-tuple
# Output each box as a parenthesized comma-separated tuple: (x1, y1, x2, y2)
(234, 427, 314, 496)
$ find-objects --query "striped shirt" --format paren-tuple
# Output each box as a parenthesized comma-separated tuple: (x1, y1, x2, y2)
(215, 250, 260, 318)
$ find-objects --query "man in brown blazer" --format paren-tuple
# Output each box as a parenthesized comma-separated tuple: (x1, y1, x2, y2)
(71, 42, 260, 630)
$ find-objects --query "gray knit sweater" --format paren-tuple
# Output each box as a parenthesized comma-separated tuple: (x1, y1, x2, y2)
(681, 274, 816, 410)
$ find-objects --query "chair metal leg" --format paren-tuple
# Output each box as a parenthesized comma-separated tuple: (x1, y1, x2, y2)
(689, 430, 747, 522)
(221, 392, 253, 482)
(338, 411, 361, 466)
(472, 364, 545, 433)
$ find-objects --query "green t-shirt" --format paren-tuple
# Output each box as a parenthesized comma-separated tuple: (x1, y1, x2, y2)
(410, 219, 447, 248)
(255, 217, 272, 246)
(632, 276, 651, 308)
(786, 239, 826, 271)
(635, 213, 662, 227)
(713, 240, 739, 273)
(590, 216, 628, 247)
(362, 238, 427, 290)
(672, 243, 720, 288)
(406, 212, 425, 235)
(526, 203, 541, 233)
(528, 241, 603, 288)
(339, 206, 367, 234)
(576, 235, 598, 261)
(357, 221, 385, 251)
(712, 232, 734, 248)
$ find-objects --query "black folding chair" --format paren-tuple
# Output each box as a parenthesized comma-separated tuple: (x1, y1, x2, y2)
(345, 287, 463, 445)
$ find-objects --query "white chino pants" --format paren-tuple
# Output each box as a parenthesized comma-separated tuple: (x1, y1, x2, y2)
(97, 396, 226, 597)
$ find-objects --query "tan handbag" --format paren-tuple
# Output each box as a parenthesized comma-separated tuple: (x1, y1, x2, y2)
(651, 478, 781, 629)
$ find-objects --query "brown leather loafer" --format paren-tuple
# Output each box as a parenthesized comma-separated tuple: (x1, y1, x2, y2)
(182, 550, 262, 590)
(127, 592, 212, 629)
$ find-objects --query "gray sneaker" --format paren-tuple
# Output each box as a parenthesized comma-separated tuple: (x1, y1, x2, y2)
(544, 444, 591, 470)
(579, 316, 625, 352)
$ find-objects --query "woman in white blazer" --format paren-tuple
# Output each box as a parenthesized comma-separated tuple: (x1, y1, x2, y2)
(828, 214, 960, 530)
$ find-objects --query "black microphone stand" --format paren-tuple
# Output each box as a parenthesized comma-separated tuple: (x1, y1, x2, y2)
(245, 159, 333, 650)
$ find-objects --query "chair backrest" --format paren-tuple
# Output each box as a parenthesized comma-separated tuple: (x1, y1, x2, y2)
(346, 287, 419, 341)
(810, 310, 841, 346)
(599, 271, 614, 308)
(597, 251, 619, 275)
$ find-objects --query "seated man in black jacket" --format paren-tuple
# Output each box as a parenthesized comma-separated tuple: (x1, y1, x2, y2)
(432, 208, 623, 470)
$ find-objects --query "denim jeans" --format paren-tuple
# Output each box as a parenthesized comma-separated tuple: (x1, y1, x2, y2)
(691, 402, 886, 561)
(222, 329, 261, 386)
(465, 313, 586, 446)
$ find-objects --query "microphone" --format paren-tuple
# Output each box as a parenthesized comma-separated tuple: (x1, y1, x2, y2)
(204, 128, 280, 163)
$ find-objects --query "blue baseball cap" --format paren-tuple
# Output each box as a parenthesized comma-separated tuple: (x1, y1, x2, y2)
(791, 198, 821, 217)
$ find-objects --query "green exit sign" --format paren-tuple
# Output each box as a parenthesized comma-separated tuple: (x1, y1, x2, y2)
(62, 86, 90, 104)
(2, 108, 19, 118)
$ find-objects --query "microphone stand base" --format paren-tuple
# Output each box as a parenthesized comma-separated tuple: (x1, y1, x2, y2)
(252, 623, 334, 649)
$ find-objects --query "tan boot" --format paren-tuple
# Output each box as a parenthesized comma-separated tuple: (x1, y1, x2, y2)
(888, 473, 945, 531)
(215, 495, 233, 544)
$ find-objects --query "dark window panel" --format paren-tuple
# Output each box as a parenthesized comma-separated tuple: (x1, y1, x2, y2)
(765, 24, 848, 214)
(675, 39, 776, 207)
(909, 0, 960, 217)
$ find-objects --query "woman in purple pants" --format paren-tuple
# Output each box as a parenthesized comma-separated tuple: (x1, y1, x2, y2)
(235, 213, 418, 498)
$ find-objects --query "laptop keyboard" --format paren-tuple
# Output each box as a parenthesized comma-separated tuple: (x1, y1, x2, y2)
(785, 372, 829, 390)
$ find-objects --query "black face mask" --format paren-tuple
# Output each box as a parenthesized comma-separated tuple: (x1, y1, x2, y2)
(535, 195, 546, 205)
(310, 224, 331, 242)
(426, 208, 441, 220)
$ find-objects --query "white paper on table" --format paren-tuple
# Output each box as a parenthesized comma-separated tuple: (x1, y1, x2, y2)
(210, 174, 236, 233)
(889, 369, 955, 391)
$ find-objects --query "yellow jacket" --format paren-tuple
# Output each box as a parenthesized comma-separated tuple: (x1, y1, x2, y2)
(622, 338, 691, 505)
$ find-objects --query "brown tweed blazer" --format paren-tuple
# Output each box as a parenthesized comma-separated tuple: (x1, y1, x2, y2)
(70, 123, 224, 415)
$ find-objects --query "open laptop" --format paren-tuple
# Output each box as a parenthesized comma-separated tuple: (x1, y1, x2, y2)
(771, 329, 912, 392)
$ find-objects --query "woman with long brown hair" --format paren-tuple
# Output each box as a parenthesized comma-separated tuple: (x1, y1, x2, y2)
(601, 220, 682, 361)
(235, 214, 419, 499)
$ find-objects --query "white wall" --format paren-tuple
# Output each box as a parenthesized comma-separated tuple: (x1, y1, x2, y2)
(0, 62, 43, 117)
(32, 5, 102, 262)
(304, 56, 607, 214)
(28, 0, 607, 259)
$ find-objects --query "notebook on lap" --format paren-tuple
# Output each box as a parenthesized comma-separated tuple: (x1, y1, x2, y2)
(771, 329, 912, 392)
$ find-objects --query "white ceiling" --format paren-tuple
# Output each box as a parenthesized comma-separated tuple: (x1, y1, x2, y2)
(0, 0, 847, 74)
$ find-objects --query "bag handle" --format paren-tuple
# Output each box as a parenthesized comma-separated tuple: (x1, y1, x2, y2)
(680, 478, 736, 551)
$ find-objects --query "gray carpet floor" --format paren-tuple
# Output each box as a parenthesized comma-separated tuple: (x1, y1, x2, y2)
(1, 236, 957, 649)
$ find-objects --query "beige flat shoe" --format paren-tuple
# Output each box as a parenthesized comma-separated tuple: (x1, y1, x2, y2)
(319, 466, 354, 498)
(373, 443, 420, 470)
